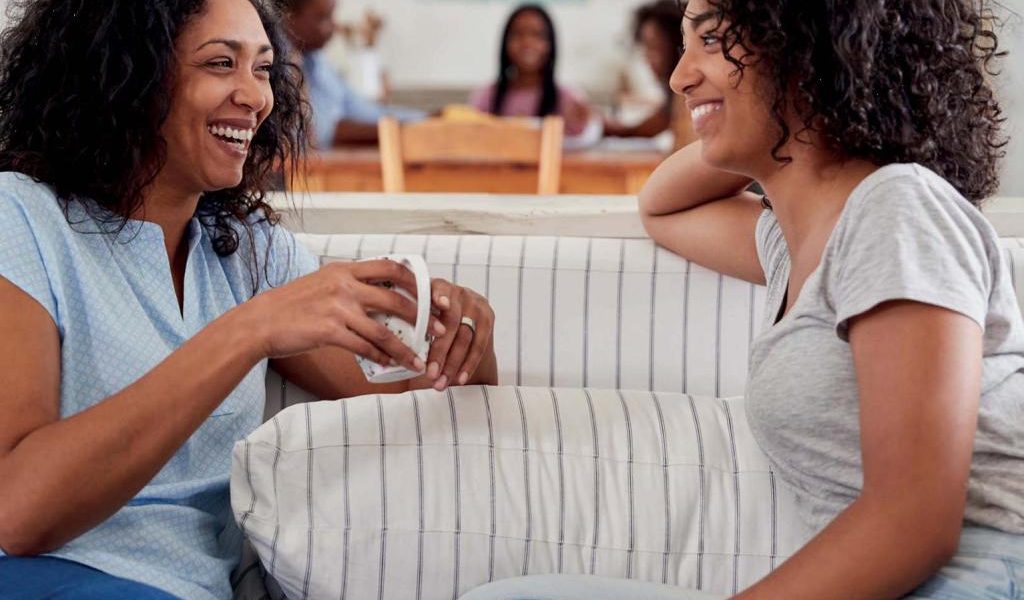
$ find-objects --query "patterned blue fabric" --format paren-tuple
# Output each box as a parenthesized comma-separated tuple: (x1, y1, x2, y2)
(303, 50, 426, 148)
(0, 172, 318, 600)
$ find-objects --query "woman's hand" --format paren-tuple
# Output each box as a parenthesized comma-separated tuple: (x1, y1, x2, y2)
(423, 279, 495, 390)
(242, 259, 446, 370)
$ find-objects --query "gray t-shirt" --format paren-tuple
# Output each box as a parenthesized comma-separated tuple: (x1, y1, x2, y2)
(747, 163, 1024, 535)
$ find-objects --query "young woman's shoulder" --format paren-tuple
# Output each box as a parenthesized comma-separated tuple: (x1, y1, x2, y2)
(468, 84, 496, 112)
(826, 163, 999, 338)
(0, 171, 62, 214)
(842, 163, 993, 240)
(0, 172, 80, 249)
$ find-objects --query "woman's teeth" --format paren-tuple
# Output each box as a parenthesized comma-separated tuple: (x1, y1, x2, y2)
(690, 102, 722, 123)
(208, 125, 254, 145)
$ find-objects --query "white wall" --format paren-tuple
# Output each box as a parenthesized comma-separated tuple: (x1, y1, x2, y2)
(335, 0, 649, 93)
(998, 2, 1024, 195)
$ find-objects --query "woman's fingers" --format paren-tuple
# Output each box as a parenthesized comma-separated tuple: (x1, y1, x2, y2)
(351, 259, 419, 297)
(452, 306, 494, 385)
(438, 323, 473, 390)
(330, 329, 392, 368)
(346, 311, 424, 371)
(426, 282, 462, 379)
(356, 284, 446, 336)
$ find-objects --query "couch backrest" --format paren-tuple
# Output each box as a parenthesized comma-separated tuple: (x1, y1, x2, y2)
(264, 234, 1024, 416)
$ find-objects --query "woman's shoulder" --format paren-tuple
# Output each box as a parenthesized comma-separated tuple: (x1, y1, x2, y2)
(0, 171, 69, 227)
(0, 171, 59, 203)
(469, 84, 496, 111)
(836, 163, 997, 250)
(848, 163, 976, 216)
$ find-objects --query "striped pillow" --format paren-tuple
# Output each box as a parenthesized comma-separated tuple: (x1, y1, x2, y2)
(232, 386, 809, 600)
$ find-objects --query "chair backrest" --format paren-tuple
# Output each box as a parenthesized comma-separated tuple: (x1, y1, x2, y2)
(378, 115, 564, 194)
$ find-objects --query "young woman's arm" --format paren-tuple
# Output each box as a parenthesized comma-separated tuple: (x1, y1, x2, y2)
(735, 300, 981, 599)
(639, 140, 765, 284)
(0, 260, 426, 556)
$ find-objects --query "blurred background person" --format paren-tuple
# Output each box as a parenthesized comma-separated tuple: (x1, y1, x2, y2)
(470, 4, 591, 137)
(603, 0, 696, 151)
(282, 0, 425, 147)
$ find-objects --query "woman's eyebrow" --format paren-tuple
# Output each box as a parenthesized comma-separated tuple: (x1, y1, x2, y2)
(683, 9, 719, 32)
(194, 38, 273, 55)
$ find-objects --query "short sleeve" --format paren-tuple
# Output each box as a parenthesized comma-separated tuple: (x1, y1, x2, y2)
(0, 190, 59, 323)
(829, 171, 991, 341)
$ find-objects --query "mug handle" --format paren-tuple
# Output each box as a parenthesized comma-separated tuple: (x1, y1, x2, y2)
(398, 254, 431, 356)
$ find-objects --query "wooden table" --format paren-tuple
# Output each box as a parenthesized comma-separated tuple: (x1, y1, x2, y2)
(292, 146, 666, 195)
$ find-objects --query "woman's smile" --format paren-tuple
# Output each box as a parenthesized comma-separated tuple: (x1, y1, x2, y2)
(206, 119, 257, 159)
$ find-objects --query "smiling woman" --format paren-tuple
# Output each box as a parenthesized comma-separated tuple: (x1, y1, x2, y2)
(0, 0, 497, 598)
(0, 0, 305, 260)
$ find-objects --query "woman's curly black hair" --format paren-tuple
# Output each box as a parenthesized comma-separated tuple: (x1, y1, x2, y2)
(683, 0, 1007, 204)
(0, 0, 308, 255)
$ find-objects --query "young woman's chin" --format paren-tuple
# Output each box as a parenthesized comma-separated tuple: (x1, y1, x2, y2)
(698, 135, 734, 170)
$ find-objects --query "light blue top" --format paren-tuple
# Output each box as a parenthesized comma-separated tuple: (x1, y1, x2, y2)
(303, 50, 426, 148)
(0, 172, 318, 600)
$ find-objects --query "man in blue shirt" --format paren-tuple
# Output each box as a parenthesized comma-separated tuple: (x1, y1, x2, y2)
(282, 0, 426, 147)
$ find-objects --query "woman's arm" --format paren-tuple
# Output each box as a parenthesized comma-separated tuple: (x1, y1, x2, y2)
(0, 259, 429, 555)
(0, 278, 267, 556)
(639, 141, 765, 283)
(734, 300, 981, 599)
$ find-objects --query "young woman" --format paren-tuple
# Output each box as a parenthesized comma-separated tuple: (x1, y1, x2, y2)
(470, 4, 591, 137)
(0, 0, 496, 598)
(463, 0, 1022, 598)
(604, 0, 697, 151)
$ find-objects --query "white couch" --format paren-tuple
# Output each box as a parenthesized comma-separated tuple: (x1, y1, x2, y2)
(230, 217, 1024, 599)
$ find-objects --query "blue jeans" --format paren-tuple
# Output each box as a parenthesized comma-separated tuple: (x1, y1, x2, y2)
(460, 527, 1023, 599)
(0, 556, 182, 599)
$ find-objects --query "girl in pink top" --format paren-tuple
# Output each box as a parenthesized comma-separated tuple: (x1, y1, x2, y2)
(469, 4, 590, 136)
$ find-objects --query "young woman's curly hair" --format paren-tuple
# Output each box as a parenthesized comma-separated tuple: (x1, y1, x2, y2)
(0, 0, 308, 255)
(684, 0, 1007, 204)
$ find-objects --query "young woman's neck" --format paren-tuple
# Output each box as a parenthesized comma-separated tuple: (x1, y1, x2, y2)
(509, 69, 543, 89)
(757, 145, 879, 252)
(137, 178, 202, 261)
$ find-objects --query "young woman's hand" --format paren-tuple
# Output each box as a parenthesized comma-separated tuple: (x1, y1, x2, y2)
(241, 260, 446, 370)
(423, 279, 495, 390)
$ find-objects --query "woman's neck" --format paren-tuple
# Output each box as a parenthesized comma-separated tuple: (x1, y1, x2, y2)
(757, 147, 879, 258)
(509, 70, 543, 90)
(136, 178, 202, 262)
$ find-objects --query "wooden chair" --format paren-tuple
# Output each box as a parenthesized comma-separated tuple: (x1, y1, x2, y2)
(378, 115, 564, 194)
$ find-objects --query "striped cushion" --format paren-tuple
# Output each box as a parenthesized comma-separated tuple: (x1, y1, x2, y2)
(266, 235, 1024, 412)
(232, 386, 810, 600)
(266, 234, 769, 411)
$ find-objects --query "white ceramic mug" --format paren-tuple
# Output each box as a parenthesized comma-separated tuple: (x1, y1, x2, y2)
(355, 254, 431, 383)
